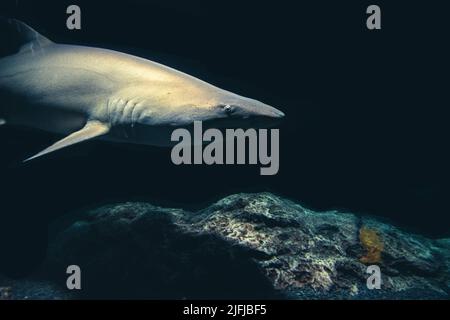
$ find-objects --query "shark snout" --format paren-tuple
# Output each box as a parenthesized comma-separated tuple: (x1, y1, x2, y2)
(271, 108, 285, 118)
(253, 103, 285, 119)
(246, 104, 285, 128)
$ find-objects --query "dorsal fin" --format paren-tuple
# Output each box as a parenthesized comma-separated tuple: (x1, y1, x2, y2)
(0, 17, 53, 57)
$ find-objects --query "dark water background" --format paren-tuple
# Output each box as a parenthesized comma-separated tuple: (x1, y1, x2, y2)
(0, 0, 449, 277)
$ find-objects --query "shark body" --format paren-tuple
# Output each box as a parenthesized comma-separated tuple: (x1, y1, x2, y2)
(0, 18, 284, 161)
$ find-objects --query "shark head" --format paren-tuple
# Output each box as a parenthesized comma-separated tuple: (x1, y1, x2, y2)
(200, 92, 285, 130)
(134, 84, 285, 131)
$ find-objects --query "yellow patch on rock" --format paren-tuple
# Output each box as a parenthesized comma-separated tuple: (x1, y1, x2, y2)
(359, 227, 384, 264)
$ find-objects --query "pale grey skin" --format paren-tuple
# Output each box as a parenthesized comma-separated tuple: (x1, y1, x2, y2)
(0, 19, 284, 161)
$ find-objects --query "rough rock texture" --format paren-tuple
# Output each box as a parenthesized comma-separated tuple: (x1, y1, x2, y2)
(2, 193, 449, 299)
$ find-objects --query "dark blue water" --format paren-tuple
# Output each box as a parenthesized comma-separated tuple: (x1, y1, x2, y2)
(0, 0, 449, 278)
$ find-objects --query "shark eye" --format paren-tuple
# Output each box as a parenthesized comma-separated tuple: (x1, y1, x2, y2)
(222, 104, 234, 114)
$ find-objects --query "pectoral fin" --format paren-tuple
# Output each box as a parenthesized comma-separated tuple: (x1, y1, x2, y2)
(0, 119, 5, 126)
(24, 121, 110, 162)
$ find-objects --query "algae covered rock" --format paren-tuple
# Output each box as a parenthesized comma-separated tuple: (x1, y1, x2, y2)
(39, 193, 449, 299)
(2, 193, 449, 299)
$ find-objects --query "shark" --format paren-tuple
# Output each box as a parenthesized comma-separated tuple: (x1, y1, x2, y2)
(0, 18, 285, 161)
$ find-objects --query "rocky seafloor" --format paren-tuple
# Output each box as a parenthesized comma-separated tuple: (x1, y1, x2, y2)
(1, 193, 449, 299)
